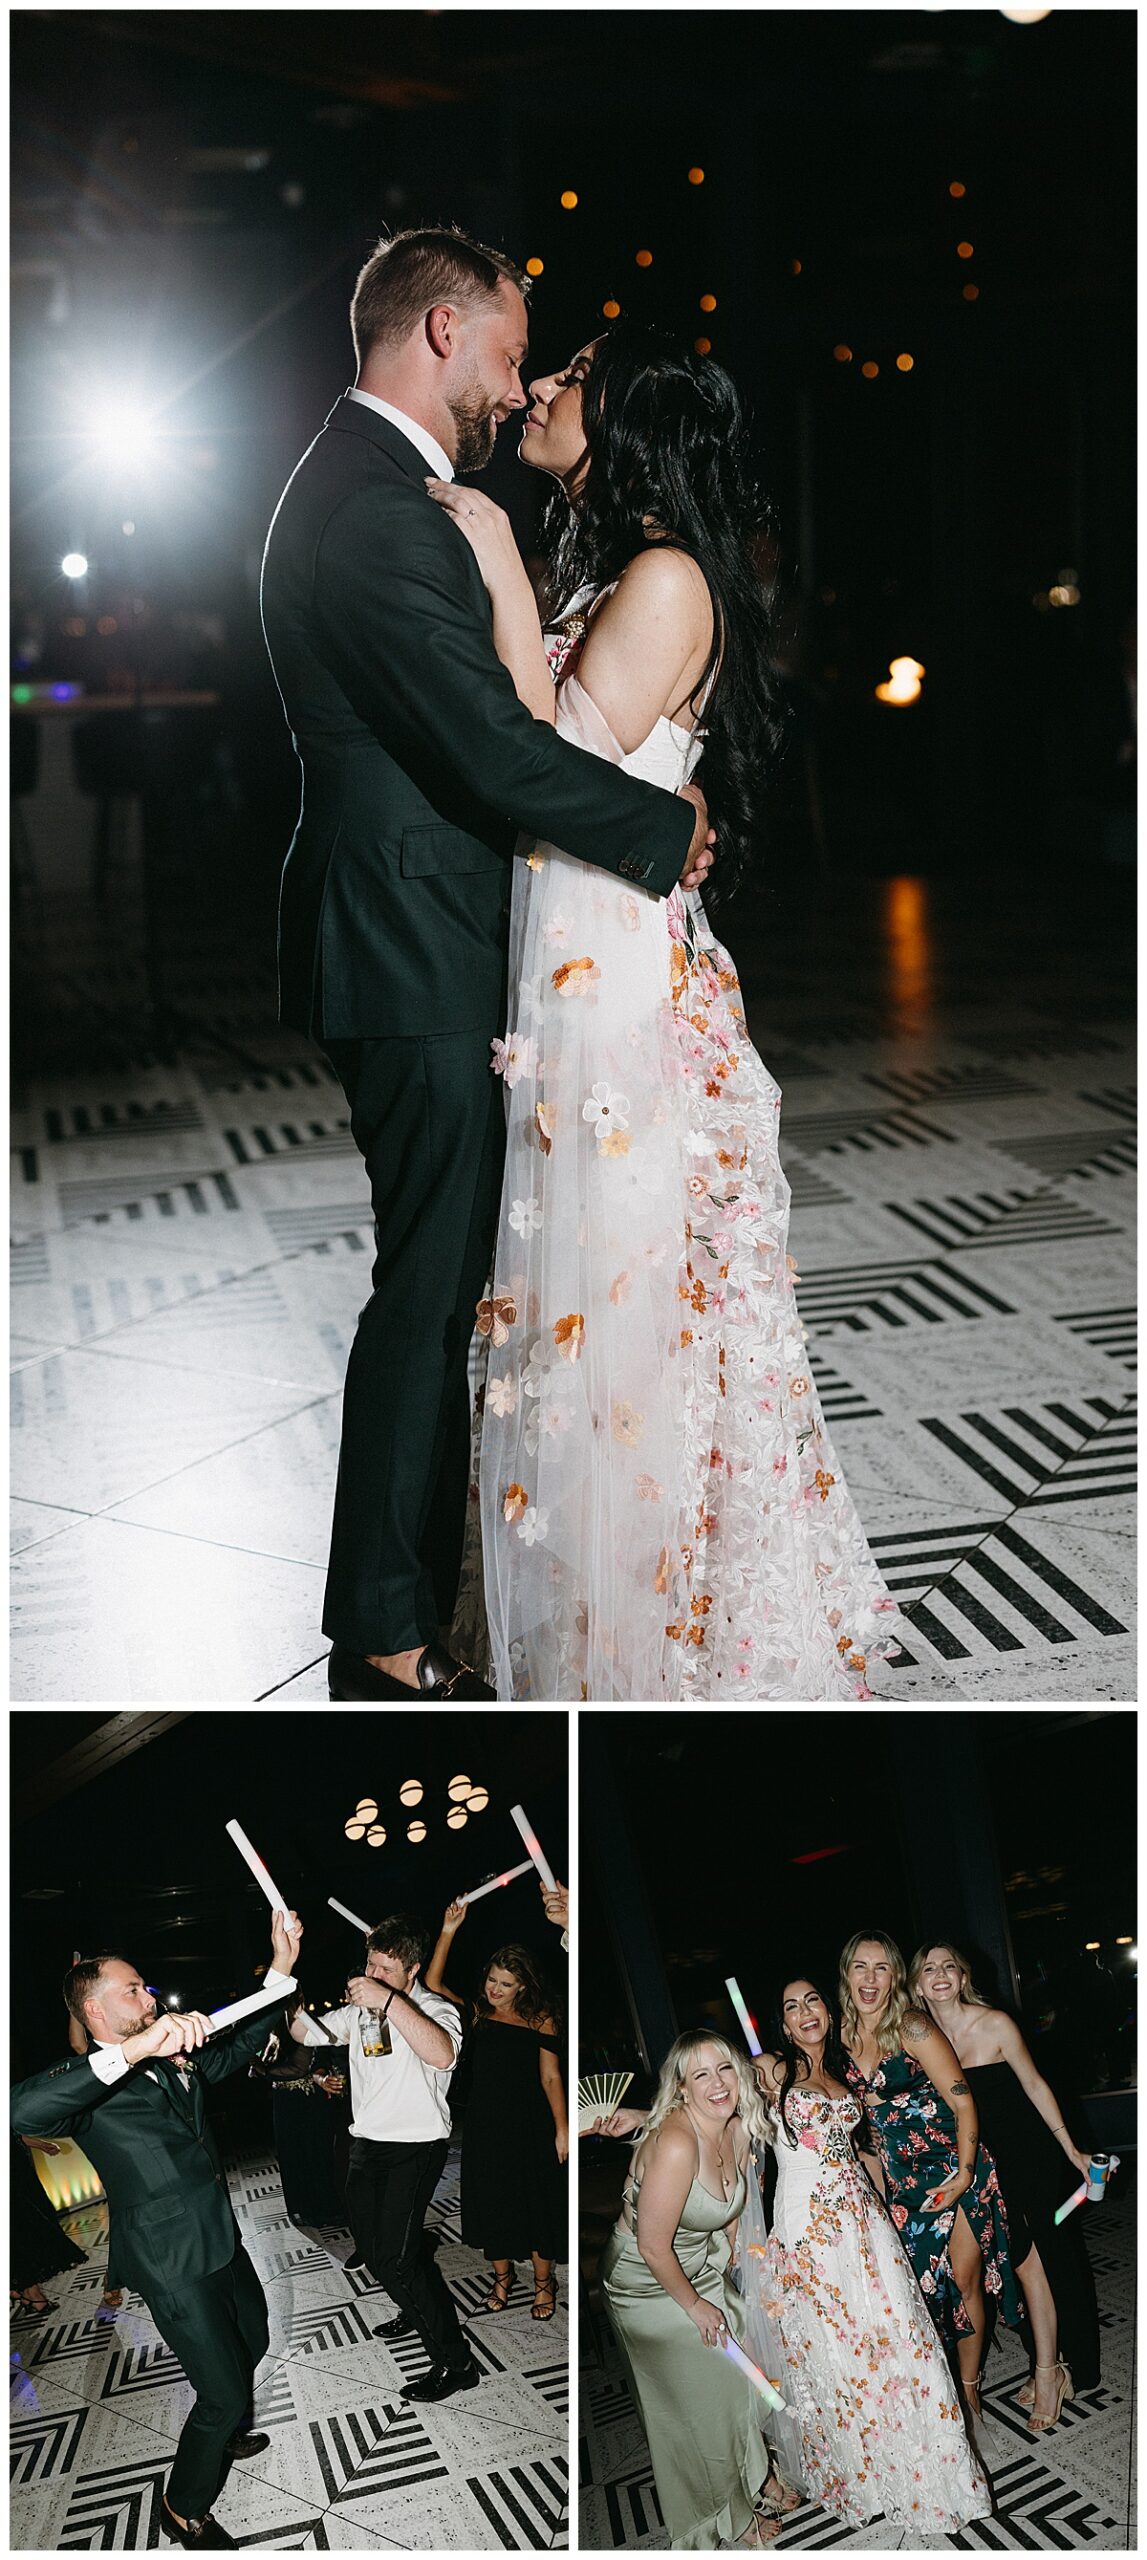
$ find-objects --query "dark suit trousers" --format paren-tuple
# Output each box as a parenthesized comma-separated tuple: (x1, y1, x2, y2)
(346, 2134, 467, 2370)
(322, 1032, 505, 1654)
(150, 2241, 268, 2517)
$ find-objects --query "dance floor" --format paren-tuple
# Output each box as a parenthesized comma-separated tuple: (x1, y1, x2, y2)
(579, 2164, 1136, 2552)
(10, 2145, 569, 2550)
(11, 846, 1135, 1702)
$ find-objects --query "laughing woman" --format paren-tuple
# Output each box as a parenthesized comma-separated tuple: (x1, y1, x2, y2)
(599, 2033, 789, 2549)
(839, 1931, 1022, 2416)
(748, 1976, 990, 2535)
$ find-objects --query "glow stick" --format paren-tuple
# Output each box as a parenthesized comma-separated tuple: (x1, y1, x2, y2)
(510, 1803, 557, 1892)
(226, 1819, 290, 1919)
(461, 1858, 534, 1904)
(725, 1975, 763, 2057)
(328, 1895, 373, 1935)
(721, 2331, 786, 2411)
(1054, 2180, 1089, 2226)
(207, 1977, 297, 2034)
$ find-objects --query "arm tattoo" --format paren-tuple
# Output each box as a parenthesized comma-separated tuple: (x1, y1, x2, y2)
(902, 2016, 928, 2043)
(950, 2078, 971, 2097)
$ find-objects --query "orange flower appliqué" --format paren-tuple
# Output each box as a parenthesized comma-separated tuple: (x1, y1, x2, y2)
(553, 1312, 585, 1361)
(552, 956, 600, 996)
(502, 1482, 529, 1524)
(476, 1293, 518, 1346)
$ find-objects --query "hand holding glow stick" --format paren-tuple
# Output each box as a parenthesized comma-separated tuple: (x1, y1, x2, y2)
(1053, 2180, 1089, 2226)
(328, 1896, 373, 1935)
(226, 1820, 290, 1920)
(725, 1976, 763, 2058)
(510, 1803, 557, 1892)
(720, 2330, 787, 2411)
(461, 1858, 534, 1905)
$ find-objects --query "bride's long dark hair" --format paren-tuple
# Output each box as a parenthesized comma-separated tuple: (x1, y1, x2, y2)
(765, 1972, 854, 2148)
(537, 321, 787, 901)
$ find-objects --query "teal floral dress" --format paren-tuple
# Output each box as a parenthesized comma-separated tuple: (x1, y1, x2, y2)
(845, 2048, 1023, 2348)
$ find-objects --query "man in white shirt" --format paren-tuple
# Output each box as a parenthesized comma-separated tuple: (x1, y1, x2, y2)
(289, 1911, 476, 2400)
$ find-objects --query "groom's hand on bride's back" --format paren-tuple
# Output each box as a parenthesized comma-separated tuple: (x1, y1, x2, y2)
(677, 780, 716, 892)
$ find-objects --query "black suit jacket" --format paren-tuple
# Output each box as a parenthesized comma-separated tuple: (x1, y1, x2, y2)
(260, 395, 694, 1040)
(10, 1997, 293, 2298)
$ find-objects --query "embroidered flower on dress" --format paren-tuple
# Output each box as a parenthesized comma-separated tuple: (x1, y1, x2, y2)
(582, 1082, 630, 1136)
(609, 1270, 632, 1305)
(533, 1102, 554, 1156)
(486, 1373, 518, 1418)
(621, 895, 642, 931)
(552, 956, 600, 996)
(543, 912, 572, 947)
(635, 1474, 664, 1502)
(553, 1312, 585, 1361)
(501, 1031, 538, 1088)
(476, 1293, 517, 1346)
(517, 1506, 549, 1545)
(502, 1482, 529, 1524)
(599, 1128, 632, 1157)
(611, 1400, 644, 1448)
(508, 1195, 543, 1239)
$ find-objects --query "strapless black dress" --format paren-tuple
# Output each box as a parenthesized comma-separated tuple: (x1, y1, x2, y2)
(966, 2062, 1100, 2390)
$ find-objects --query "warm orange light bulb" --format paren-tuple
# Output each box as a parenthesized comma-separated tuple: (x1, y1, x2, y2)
(560, 190, 578, 210)
(790, 258, 802, 276)
(525, 258, 544, 278)
(861, 361, 879, 379)
(833, 344, 853, 364)
(699, 293, 717, 313)
(602, 298, 621, 319)
(694, 337, 712, 355)
(962, 282, 980, 301)
(957, 240, 974, 260)
(635, 249, 653, 268)
(896, 353, 914, 372)
(949, 181, 966, 199)
(688, 166, 705, 185)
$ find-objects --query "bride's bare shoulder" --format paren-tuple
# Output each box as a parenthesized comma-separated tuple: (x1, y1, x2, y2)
(612, 544, 712, 625)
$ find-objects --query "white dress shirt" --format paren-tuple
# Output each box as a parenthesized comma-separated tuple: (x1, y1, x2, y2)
(346, 388, 453, 482)
(298, 1982, 462, 2142)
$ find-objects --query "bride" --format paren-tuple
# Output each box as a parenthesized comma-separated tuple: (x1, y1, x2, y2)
(430, 323, 900, 1700)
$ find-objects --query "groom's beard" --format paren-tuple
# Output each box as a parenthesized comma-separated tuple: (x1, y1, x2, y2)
(447, 379, 500, 475)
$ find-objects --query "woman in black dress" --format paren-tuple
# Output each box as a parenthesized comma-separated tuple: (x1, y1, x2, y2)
(910, 1941, 1100, 2428)
(11, 2136, 86, 2318)
(427, 1901, 568, 2320)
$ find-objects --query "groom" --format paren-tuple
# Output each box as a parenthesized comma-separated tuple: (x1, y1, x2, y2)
(261, 225, 714, 1703)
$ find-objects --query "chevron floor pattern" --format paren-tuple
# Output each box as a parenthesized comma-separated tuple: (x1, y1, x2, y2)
(579, 2174, 1135, 2551)
(10, 861, 1134, 1701)
(9, 2145, 568, 2550)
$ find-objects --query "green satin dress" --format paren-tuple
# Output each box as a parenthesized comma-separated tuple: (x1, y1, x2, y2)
(600, 2154, 769, 2549)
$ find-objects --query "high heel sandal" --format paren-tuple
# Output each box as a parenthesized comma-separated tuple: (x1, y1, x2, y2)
(756, 2473, 801, 2517)
(486, 2268, 513, 2312)
(531, 2273, 558, 2322)
(738, 2514, 782, 2548)
(1028, 2358, 1072, 2433)
(1018, 2356, 1072, 2412)
(962, 2369, 984, 2419)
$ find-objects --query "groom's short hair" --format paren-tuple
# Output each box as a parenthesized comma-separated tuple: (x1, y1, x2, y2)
(351, 226, 529, 365)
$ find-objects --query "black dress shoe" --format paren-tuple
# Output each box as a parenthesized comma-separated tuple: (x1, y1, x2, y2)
(373, 2312, 415, 2339)
(400, 2356, 481, 2403)
(224, 2430, 270, 2459)
(328, 1643, 495, 1702)
(160, 2502, 235, 2548)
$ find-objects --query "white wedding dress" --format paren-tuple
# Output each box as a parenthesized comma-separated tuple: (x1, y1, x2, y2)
(467, 599, 902, 1701)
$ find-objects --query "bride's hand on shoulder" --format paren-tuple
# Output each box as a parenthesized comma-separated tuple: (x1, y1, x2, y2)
(425, 481, 523, 597)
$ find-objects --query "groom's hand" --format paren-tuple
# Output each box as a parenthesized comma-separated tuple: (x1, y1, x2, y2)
(677, 782, 716, 891)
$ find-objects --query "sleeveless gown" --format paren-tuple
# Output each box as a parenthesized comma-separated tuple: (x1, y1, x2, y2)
(468, 600, 902, 1701)
(966, 2059, 1101, 2389)
(757, 2089, 990, 2532)
(600, 2153, 769, 2549)
(459, 2015, 566, 2262)
(845, 2047, 1023, 2348)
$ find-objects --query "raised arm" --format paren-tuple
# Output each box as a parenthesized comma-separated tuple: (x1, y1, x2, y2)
(995, 2011, 1092, 2178)
(345, 1972, 458, 2070)
(901, 2009, 980, 2207)
(424, 1901, 468, 2010)
(634, 2120, 728, 2345)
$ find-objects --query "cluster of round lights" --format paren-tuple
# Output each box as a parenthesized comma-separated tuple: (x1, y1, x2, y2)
(344, 1776, 490, 1848)
(528, 168, 710, 342)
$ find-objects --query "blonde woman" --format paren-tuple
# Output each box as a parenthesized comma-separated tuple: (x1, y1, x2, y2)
(839, 1931, 1021, 2416)
(911, 1942, 1100, 2429)
(599, 2033, 788, 2549)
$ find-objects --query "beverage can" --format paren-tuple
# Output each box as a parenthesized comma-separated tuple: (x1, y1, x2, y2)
(1085, 2151, 1111, 2200)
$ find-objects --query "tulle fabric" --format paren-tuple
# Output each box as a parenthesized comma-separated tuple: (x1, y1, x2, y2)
(472, 614, 903, 1701)
(733, 2144, 807, 2493)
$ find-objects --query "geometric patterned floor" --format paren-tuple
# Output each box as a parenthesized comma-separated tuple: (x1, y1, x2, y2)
(11, 857, 1135, 1701)
(579, 2165, 1135, 2550)
(10, 2148, 569, 2549)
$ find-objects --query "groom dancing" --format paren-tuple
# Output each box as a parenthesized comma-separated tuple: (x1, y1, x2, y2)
(261, 225, 714, 1703)
(10, 1912, 304, 2551)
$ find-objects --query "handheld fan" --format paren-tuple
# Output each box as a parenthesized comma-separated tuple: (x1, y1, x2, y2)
(577, 2070, 634, 2134)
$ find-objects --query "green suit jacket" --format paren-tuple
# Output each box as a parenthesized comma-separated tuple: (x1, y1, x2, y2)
(260, 395, 695, 1040)
(10, 1997, 293, 2298)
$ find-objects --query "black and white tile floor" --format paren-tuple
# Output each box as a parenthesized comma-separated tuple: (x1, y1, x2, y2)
(10, 2148, 568, 2550)
(579, 2171, 1135, 2552)
(10, 868, 1135, 1701)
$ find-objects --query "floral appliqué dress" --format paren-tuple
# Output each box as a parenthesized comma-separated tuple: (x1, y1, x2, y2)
(755, 2089, 990, 2533)
(464, 598, 903, 1701)
(845, 2047, 1023, 2349)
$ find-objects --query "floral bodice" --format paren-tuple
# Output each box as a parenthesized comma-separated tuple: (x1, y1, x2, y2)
(770, 2086, 862, 2162)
